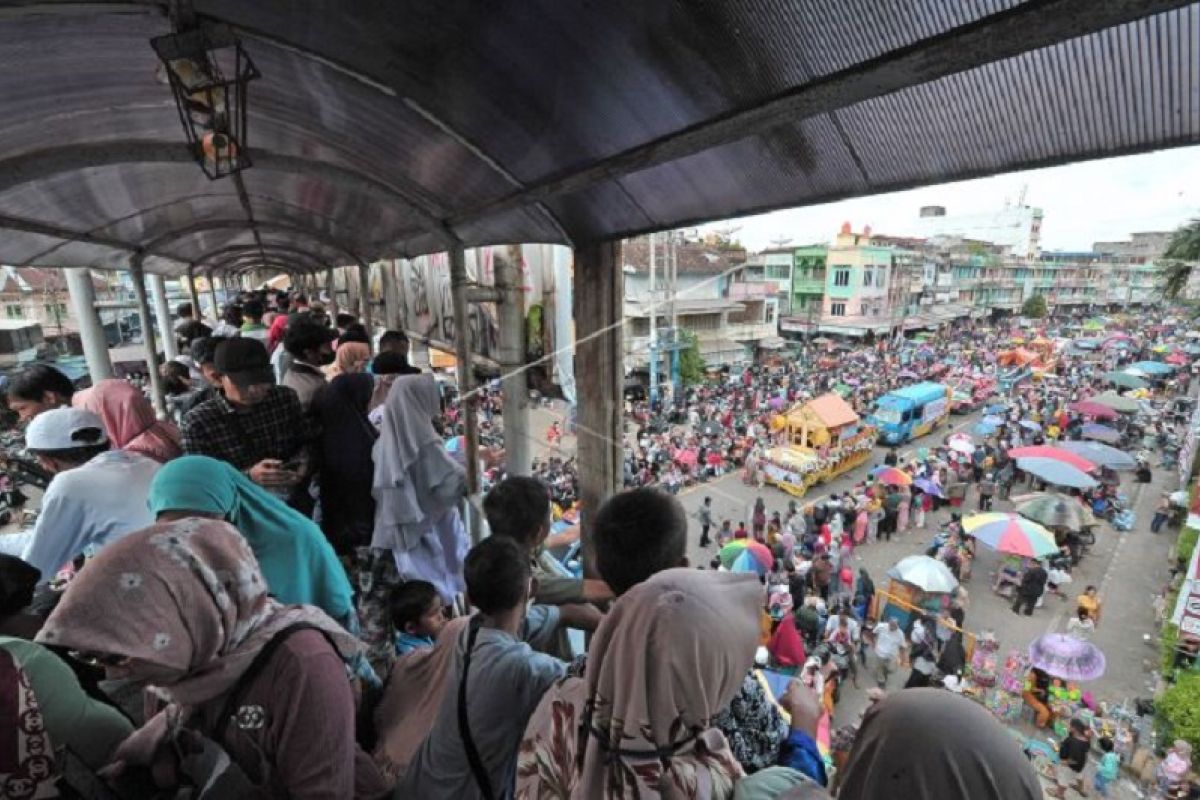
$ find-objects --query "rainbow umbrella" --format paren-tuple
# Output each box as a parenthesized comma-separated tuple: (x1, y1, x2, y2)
(1007, 445, 1096, 473)
(871, 466, 912, 486)
(718, 540, 774, 574)
(962, 512, 1059, 558)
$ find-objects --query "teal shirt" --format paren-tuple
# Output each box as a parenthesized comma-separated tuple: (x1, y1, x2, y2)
(1098, 751, 1120, 780)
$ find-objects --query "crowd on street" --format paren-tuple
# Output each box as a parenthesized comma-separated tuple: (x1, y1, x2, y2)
(0, 293, 1194, 798)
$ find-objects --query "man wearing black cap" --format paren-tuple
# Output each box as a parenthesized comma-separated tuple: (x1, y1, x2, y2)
(180, 338, 312, 503)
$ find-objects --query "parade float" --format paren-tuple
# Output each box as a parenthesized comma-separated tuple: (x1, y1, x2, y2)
(763, 392, 876, 497)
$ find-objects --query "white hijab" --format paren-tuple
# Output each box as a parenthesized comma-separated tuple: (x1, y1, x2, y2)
(371, 375, 466, 551)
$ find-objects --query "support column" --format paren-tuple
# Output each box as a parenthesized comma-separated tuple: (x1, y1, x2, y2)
(497, 248, 530, 475)
(450, 244, 482, 542)
(149, 273, 178, 361)
(325, 267, 339, 321)
(357, 264, 373, 333)
(573, 240, 624, 553)
(207, 270, 220, 321)
(63, 268, 113, 382)
(382, 259, 402, 332)
(130, 259, 167, 417)
(186, 267, 202, 322)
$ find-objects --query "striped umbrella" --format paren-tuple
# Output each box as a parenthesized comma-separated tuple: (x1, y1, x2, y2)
(1011, 492, 1097, 530)
(962, 512, 1059, 558)
(718, 540, 774, 574)
(1007, 445, 1096, 473)
(871, 466, 913, 486)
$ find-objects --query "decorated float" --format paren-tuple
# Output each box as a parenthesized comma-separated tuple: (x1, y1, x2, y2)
(763, 392, 876, 497)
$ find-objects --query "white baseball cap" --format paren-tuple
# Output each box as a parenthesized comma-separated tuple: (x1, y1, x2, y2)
(25, 407, 107, 451)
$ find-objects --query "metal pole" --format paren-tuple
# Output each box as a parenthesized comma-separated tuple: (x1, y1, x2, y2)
(450, 245, 481, 541)
(63, 268, 113, 382)
(497, 248, 530, 475)
(357, 264, 373, 333)
(325, 267, 339, 321)
(130, 259, 167, 417)
(149, 273, 178, 361)
(648, 232, 658, 408)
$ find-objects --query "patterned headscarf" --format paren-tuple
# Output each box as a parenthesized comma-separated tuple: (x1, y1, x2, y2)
(72, 378, 182, 463)
(0, 647, 56, 799)
(36, 519, 359, 708)
(517, 569, 759, 799)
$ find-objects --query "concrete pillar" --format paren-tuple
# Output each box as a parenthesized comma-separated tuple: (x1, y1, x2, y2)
(496, 248, 530, 475)
(63, 267, 113, 382)
(450, 244, 482, 542)
(149, 273, 178, 361)
(130, 259, 167, 417)
(573, 240, 624, 554)
(382, 259, 403, 332)
(325, 267, 339, 321)
(357, 264, 373, 333)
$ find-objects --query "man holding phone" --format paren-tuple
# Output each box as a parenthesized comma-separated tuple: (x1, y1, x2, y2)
(181, 338, 314, 510)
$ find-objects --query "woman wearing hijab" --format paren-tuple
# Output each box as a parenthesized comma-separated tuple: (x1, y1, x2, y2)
(768, 610, 807, 673)
(311, 373, 378, 555)
(72, 378, 182, 463)
(371, 374, 468, 603)
(147, 455, 355, 630)
(35, 520, 388, 799)
(832, 689, 1042, 799)
(517, 569, 782, 799)
(327, 341, 371, 379)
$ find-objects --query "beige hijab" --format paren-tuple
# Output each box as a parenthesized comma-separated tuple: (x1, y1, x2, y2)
(517, 569, 760, 799)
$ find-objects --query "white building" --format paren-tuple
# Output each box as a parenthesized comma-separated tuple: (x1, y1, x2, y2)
(912, 204, 1043, 259)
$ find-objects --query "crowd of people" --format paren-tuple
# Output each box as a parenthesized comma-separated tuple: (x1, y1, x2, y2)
(0, 292, 1194, 798)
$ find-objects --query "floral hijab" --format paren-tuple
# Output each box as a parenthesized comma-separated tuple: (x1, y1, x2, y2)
(36, 519, 360, 708)
(0, 646, 56, 799)
(517, 569, 760, 799)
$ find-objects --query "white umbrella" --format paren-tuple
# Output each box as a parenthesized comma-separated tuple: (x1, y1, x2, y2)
(886, 555, 959, 594)
(947, 433, 974, 455)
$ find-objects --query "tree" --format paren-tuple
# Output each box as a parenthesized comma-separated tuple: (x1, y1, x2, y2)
(1161, 218, 1200, 300)
(1021, 293, 1047, 318)
(677, 330, 706, 385)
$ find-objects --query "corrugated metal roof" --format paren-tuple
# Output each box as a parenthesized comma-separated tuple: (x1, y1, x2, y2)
(0, 1, 1194, 276)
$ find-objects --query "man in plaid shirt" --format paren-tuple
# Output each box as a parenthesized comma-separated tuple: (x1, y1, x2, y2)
(181, 338, 313, 507)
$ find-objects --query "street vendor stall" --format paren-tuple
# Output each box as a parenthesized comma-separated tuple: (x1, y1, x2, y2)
(762, 392, 876, 497)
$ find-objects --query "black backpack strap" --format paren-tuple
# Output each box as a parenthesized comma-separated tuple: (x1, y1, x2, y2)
(458, 618, 497, 800)
(214, 623, 333, 744)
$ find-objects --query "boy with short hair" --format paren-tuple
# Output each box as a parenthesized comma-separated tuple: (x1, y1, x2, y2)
(1094, 736, 1119, 797)
(388, 580, 446, 656)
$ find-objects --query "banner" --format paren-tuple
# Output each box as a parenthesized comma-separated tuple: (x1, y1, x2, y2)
(1172, 541, 1200, 638)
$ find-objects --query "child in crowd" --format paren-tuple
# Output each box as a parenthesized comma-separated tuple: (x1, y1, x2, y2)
(1050, 718, 1091, 799)
(389, 580, 447, 656)
(1094, 736, 1119, 798)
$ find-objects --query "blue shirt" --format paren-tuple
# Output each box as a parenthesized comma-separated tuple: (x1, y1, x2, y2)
(395, 632, 434, 656)
(780, 729, 828, 786)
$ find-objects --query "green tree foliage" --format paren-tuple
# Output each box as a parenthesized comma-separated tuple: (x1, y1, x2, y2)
(678, 330, 706, 385)
(1021, 293, 1048, 318)
(1161, 218, 1200, 300)
(1158, 672, 1200, 753)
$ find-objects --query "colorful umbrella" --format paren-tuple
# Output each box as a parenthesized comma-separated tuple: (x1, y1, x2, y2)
(1018, 420, 1042, 432)
(1091, 392, 1140, 413)
(1131, 360, 1174, 375)
(1101, 333, 1132, 347)
(1011, 492, 1098, 530)
(1103, 371, 1149, 390)
(973, 420, 999, 437)
(897, 369, 920, 379)
(913, 477, 944, 497)
(1068, 400, 1118, 420)
(673, 448, 699, 467)
(1007, 445, 1095, 473)
(1167, 352, 1190, 366)
(886, 555, 958, 593)
(962, 512, 1059, 558)
(1073, 338, 1101, 350)
(984, 403, 1008, 415)
(1081, 423, 1121, 444)
(1015, 457, 1098, 489)
(981, 414, 1004, 426)
(871, 466, 912, 486)
(1054, 440, 1137, 471)
(947, 433, 975, 454)
(718, 540, 773, 574)
(1028, 633, 1106, 682)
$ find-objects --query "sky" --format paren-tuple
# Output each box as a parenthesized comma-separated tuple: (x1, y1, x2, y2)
(699, 146, 1200, 253)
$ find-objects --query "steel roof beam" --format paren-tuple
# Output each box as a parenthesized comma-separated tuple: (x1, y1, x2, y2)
(210, 253, 329, 275)
(140, 219, 368, 269)
(447, 0, 1193, 230)
(196, 243, 332, 272)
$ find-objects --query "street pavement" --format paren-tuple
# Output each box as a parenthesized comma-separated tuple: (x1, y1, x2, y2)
(527, 399, 1179, 797)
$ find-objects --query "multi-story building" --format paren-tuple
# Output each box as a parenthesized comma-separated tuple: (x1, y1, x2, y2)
(913, 203, 1044, 258)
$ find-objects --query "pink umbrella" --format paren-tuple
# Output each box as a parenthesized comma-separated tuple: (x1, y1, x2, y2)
(674, 448, 698, 467)
(1068, 401, 1117, 420)
(1167, 351, 1189, 365)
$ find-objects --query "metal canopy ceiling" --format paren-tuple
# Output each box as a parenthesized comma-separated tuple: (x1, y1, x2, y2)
(0, 0, 1196, 277)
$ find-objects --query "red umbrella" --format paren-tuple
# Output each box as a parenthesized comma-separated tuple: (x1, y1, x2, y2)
(1007, 445, 1096, 473)
(1167, 352, 1189, 365)
(1068, 401, 1117, 420)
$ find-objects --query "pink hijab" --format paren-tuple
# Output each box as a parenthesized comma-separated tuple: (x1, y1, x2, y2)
(73, 379, 182, 463)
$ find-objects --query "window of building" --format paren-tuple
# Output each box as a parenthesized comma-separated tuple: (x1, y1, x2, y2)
(5, 304, 21, 319)
(876, 269, 887, 288)
(830, 302, 846, 317)
(833, 269, 850, 287)
(863, 268, 873, 286)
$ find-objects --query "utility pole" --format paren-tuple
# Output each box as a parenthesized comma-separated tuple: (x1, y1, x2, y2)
(669, 231, 680, 405)
(648, 232, 658, 409)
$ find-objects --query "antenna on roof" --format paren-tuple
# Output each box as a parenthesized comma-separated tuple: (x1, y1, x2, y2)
(769, 236, 792, 249)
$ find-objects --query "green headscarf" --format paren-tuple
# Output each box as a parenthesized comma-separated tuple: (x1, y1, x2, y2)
(147, 455, 354, 627)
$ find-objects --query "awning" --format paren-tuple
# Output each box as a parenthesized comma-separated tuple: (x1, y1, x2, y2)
(757, 336, 788, 350)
